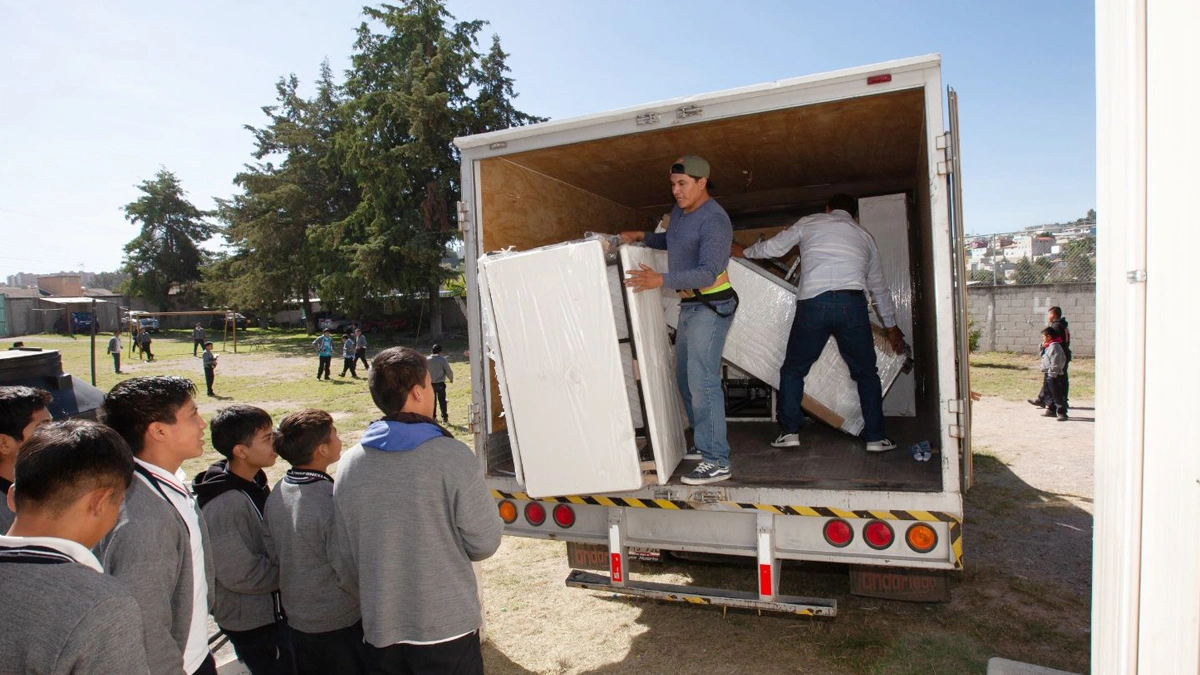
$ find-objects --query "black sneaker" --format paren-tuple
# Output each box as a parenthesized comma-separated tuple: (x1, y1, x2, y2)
(681, 462, 731, 485)
(1057, 414, 1068, 422)
(683, 447, 702, 460)
(1027, 399, 1045, 408)
(1042, 409, 1057, 417)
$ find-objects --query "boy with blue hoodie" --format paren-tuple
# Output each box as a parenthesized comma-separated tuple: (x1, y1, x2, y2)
(332, 347, 503, 675)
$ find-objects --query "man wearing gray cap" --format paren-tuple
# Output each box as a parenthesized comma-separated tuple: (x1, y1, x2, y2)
(621, 156, 737, 485)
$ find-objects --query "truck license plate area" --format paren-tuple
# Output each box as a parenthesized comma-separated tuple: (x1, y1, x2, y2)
(849, 565, 950, 602)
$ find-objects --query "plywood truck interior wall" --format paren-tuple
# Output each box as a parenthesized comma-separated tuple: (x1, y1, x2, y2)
(478, 85, 944, 482)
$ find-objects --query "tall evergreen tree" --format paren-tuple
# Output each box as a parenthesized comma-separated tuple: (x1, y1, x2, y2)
(209, 61, 358, 332)
(339, 1, 540, 335)
(121, 169, 215, 308)
(470, 35, 546, 134)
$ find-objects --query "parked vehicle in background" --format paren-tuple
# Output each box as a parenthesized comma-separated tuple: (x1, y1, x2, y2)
(69, 312, 94, 333)
(137, 317, 159, 333)
(317, 314, 353, 333)
(211, 312, 251, 329)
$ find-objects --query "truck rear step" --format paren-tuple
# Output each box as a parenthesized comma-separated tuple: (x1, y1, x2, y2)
(566, 569, 837, 616)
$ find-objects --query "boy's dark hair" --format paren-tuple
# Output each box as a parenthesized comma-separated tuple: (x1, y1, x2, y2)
(0, 386, 53, 441)
(210, 404, 273, 459)
(1048, 306, 1062, 319)
(13, 420, 134, 516)
(369, 347, 429, 417)
(431, 344, 442, 354)
(1042, 326, 1059, 339)
(204, 341, 213, 348)
(98, 376, 197, 455)
(827, 193, 858, 219)
(275, 409, 334, 466)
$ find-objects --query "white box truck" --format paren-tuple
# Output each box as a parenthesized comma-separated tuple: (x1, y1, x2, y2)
(454, 54, 972, 614)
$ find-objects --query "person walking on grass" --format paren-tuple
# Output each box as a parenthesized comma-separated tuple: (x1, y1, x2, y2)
(426, 344, 453, 425)
(312, 329, 333, 381)
(139, 329, 154, 362)
(354, 329, 369, 372)
(340, 333, 358, 379)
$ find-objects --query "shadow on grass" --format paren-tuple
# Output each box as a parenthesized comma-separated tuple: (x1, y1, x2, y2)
(972, 363, 1029, 371)
(480, 452, 1091, 675)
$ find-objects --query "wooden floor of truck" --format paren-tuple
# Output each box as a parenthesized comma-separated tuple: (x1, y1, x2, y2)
(485, 417, 943, 492)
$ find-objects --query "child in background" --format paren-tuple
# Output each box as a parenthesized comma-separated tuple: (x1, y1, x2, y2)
(264, 409, 366, 675)
(0, 420, 151, 674)
(312, 330, 333, 381)
(340, 333, 358, 379)
(0, 386, 54, 534)
(202, 342, 218, 397)
(1039, 327, 1069, 421)
(193, 405, 294, 675)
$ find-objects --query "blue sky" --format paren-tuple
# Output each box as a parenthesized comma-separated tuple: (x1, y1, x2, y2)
(0, 1, 1094, 279)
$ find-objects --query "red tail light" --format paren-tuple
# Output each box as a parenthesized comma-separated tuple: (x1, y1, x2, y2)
(864, 520, 895, 550)
(552, 504, 575, 528)
(524, 502, 546, 526)
(823, 519, 853, 547)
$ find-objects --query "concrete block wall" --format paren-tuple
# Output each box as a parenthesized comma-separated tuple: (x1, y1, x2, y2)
(966, 283, 1095, 356)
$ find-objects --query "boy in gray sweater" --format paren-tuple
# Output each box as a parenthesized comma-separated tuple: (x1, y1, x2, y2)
(0, 386, 54, 533)
(193, 405, 294, 675)
(95, 376, 217, 675)
(332, 347, 503, 674)
(0, 420, 150, 675)
(264, 408, 366, 675)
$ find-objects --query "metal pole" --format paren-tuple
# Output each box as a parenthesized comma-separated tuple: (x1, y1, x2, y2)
(992, 233, 998, 285)
(89, 299, 96, 386)
(233, 310, 238, 354)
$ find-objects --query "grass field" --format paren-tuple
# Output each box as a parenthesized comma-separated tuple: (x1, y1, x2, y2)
(14, 333, 1091, 674)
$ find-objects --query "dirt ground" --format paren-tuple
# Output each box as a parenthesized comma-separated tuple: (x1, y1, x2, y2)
(479, 396, 1096, 674)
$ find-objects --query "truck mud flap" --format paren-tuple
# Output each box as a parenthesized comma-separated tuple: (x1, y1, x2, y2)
(565, 569, 837, 617)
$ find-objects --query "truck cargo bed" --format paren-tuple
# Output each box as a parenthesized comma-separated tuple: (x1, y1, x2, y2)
(486, 416, 941, 493)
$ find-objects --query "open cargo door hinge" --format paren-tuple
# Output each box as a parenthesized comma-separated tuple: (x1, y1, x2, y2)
(457, 201, 471, 234)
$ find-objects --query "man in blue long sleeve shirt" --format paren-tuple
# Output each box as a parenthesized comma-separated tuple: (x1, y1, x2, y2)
(622, 156, 736, 485)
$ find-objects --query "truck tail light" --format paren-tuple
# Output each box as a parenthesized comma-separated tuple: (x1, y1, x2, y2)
(524, 502, 546, 526)
(552, 504, 576, 528)
(905, 523, 938, 553)
(867, 74, 892, 85)
(498, 500, 517, 524)
(864, 520, 895, 550)
(823, 519, 853, 547)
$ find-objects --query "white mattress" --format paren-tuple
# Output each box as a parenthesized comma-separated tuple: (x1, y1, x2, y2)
(621, 246, 687, 484)
(478, 240, 643, 497)
(859, 193, 915, 416)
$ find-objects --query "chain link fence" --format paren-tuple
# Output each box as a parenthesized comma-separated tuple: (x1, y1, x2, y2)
(964, 228, 1096, 285)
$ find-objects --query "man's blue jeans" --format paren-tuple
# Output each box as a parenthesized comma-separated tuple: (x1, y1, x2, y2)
(676, 298, 736, 467)
(778, 291, 886, 442)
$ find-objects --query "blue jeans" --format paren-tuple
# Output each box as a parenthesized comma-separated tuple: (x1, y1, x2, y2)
(778, 291, 886, 441)
(676, 298, 735, 467)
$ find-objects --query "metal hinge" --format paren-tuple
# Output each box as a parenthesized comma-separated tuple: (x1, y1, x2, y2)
(937, 159, 953, 176)
(636, 112, 660, 126)
(947, 399, 967, 414)
(456, 201, 470, 234)
(949, 425, 965, 439)
(676, 105, 703, 119)
(467, 402, 481, 434)
(1127, 269, 1147, 283)
(936, 133, 950, 151)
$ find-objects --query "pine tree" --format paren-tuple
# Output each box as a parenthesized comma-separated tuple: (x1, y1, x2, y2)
(121, 169, 215, 308)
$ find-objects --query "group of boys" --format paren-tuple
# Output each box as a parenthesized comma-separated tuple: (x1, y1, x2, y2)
(0, 345, 503, 675)
(1028, 306, 1072, 420)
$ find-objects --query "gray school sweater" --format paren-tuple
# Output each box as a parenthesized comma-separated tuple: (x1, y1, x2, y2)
(94, 476, 216, 675)
(427, 354, 454, 384)
(331, 420, 503, 646)
(0, 536, 151, 674)
(262, 469, 361, 634)
(193, 462, 278, 632)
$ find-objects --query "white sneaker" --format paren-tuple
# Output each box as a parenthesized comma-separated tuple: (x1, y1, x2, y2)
(771, 433, 801, 448)
(683, 447, 703, 460)
(866, 438, 897, 453)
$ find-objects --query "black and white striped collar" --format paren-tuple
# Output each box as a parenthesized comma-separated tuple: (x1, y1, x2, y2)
(0, 534, 104, 572)
(284, 469, 333, 485)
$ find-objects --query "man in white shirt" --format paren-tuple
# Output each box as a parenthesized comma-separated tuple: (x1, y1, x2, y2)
(95, 376, 216, 675)
(733, 194, 905, 453)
